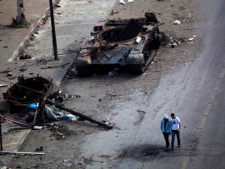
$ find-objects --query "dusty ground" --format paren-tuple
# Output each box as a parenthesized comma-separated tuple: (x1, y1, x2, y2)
(6, 0, 203, 168)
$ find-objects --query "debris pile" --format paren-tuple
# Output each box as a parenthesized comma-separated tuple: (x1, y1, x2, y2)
(160, 31, 197, 48)
(1, 75, 113, 130)
(119, 0, 134, 5)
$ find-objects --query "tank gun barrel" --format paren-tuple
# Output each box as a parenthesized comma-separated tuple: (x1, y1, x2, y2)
(46, 98, 113, 129)
(81, 43, 118, 49)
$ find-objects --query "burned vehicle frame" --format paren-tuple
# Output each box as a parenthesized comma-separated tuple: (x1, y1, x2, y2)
(75, 12, 162, 76)
(3, 75, 55, 112)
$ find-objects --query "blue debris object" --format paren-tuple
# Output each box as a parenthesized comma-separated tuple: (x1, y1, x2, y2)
(27, 103, 38, 111)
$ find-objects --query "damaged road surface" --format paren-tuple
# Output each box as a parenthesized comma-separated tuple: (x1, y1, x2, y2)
(76, 12, 162, 76)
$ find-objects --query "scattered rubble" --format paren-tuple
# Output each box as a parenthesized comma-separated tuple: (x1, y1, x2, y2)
(108, 70, 119, 77)
(1, 75, 113, 130)
(19, 53, 31, 60)
(119, 0, 126, 5)
(7, 72, 13, 76)
(163, 34, 196, 48)
(47, 123, 72, 139)
(174, 20, 181, 25)
(0, 151, 45, 156)
(62, 160, 72, 167)
(0, 84, 7, 87)
(137, 110, 146, 114)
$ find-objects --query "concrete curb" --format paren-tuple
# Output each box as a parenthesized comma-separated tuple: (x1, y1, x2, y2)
(8, 7, 51, 62)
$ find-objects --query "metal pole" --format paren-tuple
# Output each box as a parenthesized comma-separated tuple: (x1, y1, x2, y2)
(0, 115, 3, 151)
(49, 0, 58, 60)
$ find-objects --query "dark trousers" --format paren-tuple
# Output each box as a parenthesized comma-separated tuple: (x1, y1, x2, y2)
(163, 132, 170, 148)
(171, 130, 180, 149)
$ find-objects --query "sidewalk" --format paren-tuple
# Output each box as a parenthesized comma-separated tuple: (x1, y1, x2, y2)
(0, 0, 50, 63)
(0, 0, 74, 167)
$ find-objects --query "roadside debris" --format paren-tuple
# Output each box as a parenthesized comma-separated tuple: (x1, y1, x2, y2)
(4, 126, 30, 133)
(47, 123, 71, 139)
(19, 67, 27, 72)
(44, 105, 66, 120)
(41, 62, 69, 69)
(38, 22, 45, 28)
(119, 0, 126, 5)
(0, 70, 11, 74)
(2, 75, 113, 129)
(0, 151, 45, 156)
(35, 146, 43, 152)
(0, 84, 7, 87)
(7, 72, 13, 77)
(108, 70, 118, 77)
(19, 53, 31, 60)
(174, 20, 181, 25)
(62, 159, 72, 167)
(167, 36, 181, 48)
(187, 35, 196, 43)
(65, 114, 77, 122)
(33, 126, 43, 130)
(70, 68, 77, 75)
(55, 131, 65, 139)
(0, 114, 32, 128)
(137, 110, 146, 114)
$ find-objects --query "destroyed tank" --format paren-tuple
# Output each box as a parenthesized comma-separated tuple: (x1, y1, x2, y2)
(75, 12, 162, 76)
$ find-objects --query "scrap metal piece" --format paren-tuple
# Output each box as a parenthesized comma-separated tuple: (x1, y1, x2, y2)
(4, 75, 57, 111)
(0, 151, 45, 155)
(0, 84, 7, 87)
(0, 115, 2, 151)
(0, 114, 32, 128)
(4, 127, 30, 133)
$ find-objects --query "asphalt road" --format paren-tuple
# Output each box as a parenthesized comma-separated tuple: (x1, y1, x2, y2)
(72, 0, 225, 168)
(181, 0, 225, 168)
(143, 0, 225, 168)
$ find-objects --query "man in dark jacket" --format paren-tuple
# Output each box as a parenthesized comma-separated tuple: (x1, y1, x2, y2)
(160, 114, 172, 150)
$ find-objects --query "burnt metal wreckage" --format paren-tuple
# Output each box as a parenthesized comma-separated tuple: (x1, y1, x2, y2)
(2, 75, 113, 129)
(75, 12, 162, 76)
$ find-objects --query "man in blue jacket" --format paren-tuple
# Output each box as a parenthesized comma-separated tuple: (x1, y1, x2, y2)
(160, 114, 172, 150)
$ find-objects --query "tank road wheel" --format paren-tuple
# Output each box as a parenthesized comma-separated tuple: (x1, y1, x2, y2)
(129, 63, 146, 74)
(145, 12, 158, 23)
(77, 67, 91, 77)
(151, 32, 162, 49)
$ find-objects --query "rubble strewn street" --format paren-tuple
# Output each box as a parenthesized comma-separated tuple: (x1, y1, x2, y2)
(1, 0, 225, 168)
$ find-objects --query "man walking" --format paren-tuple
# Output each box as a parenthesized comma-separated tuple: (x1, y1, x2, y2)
(160, 114, 172, 150)
(170, 113, 181, 151)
